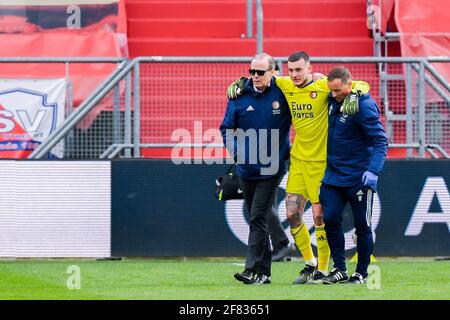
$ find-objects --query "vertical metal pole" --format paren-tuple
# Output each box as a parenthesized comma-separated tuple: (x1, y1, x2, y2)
(65, 80, 74, 157)
(67, 80, 73, 115)
(65, 62, 73, 157)
(246, 0, 253, 38)
(367, 1, 378, 57)
(384, 38, 388, 57)
(65, 62, 69, 84)
(276, 60, 283, 76)
(133, 61, 141, 158)
(405, 63, 413, 158)
(124, 71, 132, 158)
(418, 61, 426, 157)
(380, 0, 383, 31)
(256, 0, 263, 53)
(382, 72, 392, 142)
(113, 83, 121, 145)
(374, 34, 381, 57)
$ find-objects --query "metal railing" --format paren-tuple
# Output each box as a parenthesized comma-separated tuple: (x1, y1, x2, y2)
(0, 57, 126, 159)
(246, 0, 264, 54)
(17, 56, 450, 160)
(28, 59, 133, 159)
(365, 1, 450, 157)
(246, 0, 253, 38)
(255, 0, 264, 54)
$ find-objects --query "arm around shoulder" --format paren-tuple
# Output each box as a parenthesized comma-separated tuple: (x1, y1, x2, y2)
(352, 80, 370, 95)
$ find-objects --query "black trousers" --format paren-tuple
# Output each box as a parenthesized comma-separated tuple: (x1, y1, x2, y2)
(240, 175, 282, 276)
(320, 183, 374, 278)
(267, 189, 289, 252)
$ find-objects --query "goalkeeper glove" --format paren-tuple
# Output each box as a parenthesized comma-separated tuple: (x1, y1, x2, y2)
(340, 90, 362, 116)
(362, 170, 378, 191)
(226, 77, 247, 99)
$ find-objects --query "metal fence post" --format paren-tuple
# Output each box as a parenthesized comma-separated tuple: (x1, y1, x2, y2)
(405, 63, 413, 158)
(113, 83, 121, 145)
(133, 61, 141, 158)
(256, 0, 263, 54)
(380, 70, 391, 142)
(276, 60, 283, 75)
(65, 62, 74, 156)
(246, 0, 253, 38)
(124, 71, 132, 158)
(417, 61, 426, 157)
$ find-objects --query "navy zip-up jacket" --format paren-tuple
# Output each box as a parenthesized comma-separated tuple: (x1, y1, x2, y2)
(322, 93, 388, 188)
(220, 77, 291, 180)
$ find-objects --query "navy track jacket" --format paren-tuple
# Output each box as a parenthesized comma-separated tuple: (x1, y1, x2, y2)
(220, 77, 291, 180)
(322, 93, 388, 188)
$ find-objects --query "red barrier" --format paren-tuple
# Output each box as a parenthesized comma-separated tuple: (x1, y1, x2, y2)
(395, 0, 450, 82)
(372, 0, 395, 33)
(0, 1, 127, 128)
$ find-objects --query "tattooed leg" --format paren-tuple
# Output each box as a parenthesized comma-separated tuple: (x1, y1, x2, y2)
(285, 193, 308, 229)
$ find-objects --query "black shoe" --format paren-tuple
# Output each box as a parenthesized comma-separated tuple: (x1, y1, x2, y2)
(322, 268, 349, 285)
(234, 269, 255, 284)
(272, 244, 296, 262)
(308, 270, 327, 284)
(293, 264, 317, 284)
(252, 273, 271, 285)
(347, 272, 367, 284)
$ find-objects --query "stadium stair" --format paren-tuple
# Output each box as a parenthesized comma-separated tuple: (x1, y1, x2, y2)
(125, 0, 373, 57)
(124, 0, 379, 158)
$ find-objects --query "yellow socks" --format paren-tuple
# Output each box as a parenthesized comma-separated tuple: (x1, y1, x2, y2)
(315, 224, 330, 274)
(291, 222, 330, 273)
(291, 222, 315, 263)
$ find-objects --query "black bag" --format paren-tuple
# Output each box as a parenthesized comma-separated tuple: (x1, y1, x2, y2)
(215, 165, 244, 200)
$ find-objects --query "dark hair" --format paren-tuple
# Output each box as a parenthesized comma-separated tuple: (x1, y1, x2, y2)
(288, 51, 310, 63)
(327, 66, 352, 83)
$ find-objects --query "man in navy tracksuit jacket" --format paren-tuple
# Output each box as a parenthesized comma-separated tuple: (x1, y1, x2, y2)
(220, 53, 291, 284)
(320, 66, 388, 284)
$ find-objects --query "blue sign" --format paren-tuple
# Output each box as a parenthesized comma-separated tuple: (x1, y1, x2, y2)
(112, 160, 450, 257)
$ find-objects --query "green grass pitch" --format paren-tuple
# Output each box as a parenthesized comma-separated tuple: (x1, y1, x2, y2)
(0, 258, 448, 300)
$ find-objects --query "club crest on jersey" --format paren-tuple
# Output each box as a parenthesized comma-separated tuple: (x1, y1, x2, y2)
(310, 91, 317, 99)
(272, 101, 281, 114)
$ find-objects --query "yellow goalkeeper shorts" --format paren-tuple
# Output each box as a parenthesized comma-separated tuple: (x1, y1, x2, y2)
(285, 156, 326, 203)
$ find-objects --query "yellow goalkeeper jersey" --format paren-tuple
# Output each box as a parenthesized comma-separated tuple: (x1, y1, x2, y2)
(275, 77, 370, 161)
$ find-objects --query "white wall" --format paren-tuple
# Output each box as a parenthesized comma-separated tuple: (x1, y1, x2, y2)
(0, 161, 111, 258)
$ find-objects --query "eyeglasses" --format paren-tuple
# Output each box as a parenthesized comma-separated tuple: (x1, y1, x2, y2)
(249, 69, 271, 76)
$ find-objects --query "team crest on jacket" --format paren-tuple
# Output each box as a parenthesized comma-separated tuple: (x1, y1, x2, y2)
(272, 101, 280, 109)
(310, 91, 317, 99)
(340, 114, 348, 123)
(272, 101, 281, 114)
